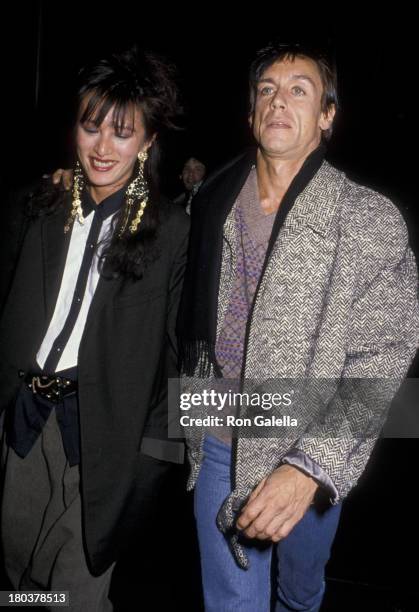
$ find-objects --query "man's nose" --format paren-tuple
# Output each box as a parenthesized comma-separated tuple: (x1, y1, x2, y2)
(271, 90, 286, 110)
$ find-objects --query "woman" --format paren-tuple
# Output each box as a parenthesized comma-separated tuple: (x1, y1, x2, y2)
(0, 48, 189, 610)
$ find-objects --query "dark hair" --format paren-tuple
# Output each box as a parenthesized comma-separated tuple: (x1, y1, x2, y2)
(182, 156, 207, 171)
(30, 47, 181, 280)
(249, 41, 338, 141)
(77, 47, 180, 279)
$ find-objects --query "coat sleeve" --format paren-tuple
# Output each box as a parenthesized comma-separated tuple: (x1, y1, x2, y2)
(166, 215, 191, 362)
(290, 201, 419, 502)
(140, 209, 190, 462)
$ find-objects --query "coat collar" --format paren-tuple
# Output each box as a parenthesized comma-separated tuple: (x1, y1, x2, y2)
(41, 203, 72, 322)
(82, 184, 126, 220)
(289, 160, 345, 237)
(222, 154, 345, 245)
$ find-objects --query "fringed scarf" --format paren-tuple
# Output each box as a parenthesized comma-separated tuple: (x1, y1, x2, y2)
(177, 144, 326, 377)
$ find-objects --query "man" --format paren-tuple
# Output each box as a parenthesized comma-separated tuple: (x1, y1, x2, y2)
(173, 156, 207, 214)
(177, 42, 419, 611)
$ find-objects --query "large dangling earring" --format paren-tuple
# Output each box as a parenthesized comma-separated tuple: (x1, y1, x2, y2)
(64, 161, 85, 233)
(118, 149, 149, 237)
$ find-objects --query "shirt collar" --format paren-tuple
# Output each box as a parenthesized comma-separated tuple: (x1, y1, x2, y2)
(81, 185, 126, 221)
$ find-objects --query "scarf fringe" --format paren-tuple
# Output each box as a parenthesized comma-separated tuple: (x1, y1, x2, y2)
(178, 339, 221, 378)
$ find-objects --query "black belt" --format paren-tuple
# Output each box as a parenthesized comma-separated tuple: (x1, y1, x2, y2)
(19, 371, 77, 404)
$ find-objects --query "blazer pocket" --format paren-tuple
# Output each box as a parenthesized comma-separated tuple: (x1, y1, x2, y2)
(113, 287, 165, 309)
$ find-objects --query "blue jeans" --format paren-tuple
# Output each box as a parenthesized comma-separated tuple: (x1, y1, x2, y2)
(194, 435, 342, 612)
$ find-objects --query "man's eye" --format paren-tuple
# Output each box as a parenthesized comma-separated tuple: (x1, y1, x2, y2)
(259, 86, 274, 96)
(291, 86, 305, 96)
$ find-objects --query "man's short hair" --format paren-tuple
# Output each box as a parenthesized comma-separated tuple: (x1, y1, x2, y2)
(182, 157, 207, 171)
(249, 41, 338, 140)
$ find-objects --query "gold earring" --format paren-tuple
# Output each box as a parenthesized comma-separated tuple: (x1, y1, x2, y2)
(118, 149, 149, 237)
(137, 150, 148, 164)
(64, 161, 85, 233)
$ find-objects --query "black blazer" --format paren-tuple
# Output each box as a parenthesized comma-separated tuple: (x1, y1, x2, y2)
(0, 194, 190, 574)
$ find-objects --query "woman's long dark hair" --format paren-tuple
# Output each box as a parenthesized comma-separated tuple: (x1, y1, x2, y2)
(30, 47, 181, 280)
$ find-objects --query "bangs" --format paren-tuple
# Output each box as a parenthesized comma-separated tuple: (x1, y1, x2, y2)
(255, 51, 300, 83)
(79, 89, 137, 135)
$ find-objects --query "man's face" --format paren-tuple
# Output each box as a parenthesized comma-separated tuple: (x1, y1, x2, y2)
(250, 56, 335, 160)
(181, 158, 206, 191)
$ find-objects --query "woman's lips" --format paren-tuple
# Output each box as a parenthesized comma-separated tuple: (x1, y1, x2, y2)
(90, 157, 118, 172)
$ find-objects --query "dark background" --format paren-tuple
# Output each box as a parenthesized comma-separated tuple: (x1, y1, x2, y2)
(0, 4, 418, 611)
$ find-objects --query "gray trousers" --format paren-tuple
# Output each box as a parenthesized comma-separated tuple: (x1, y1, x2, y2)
(1, 409, 114, 611)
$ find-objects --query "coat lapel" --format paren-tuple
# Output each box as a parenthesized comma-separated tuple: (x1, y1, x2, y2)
(266, 160, 346, 263)
(215, 152, 255, 337)
(41, 206, 72, 322)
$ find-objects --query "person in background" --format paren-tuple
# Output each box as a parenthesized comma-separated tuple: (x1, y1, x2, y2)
(174, 156, 207, 214)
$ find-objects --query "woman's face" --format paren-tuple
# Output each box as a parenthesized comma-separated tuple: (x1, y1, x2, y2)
(76, 96, 152, 202)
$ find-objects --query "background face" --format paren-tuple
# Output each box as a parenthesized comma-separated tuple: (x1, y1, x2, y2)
(181, 158, 206, 190)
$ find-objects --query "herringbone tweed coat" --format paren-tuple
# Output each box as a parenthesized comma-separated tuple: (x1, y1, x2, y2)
(184, 154, 419, 568)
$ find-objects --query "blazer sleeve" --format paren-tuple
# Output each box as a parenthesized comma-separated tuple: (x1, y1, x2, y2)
(290, 201, 419, 502)
(140, 209, 190, 462)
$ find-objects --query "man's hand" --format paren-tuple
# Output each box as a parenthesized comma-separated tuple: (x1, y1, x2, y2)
(51, 168, 73, 190)
(236, 464, 318, 542)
